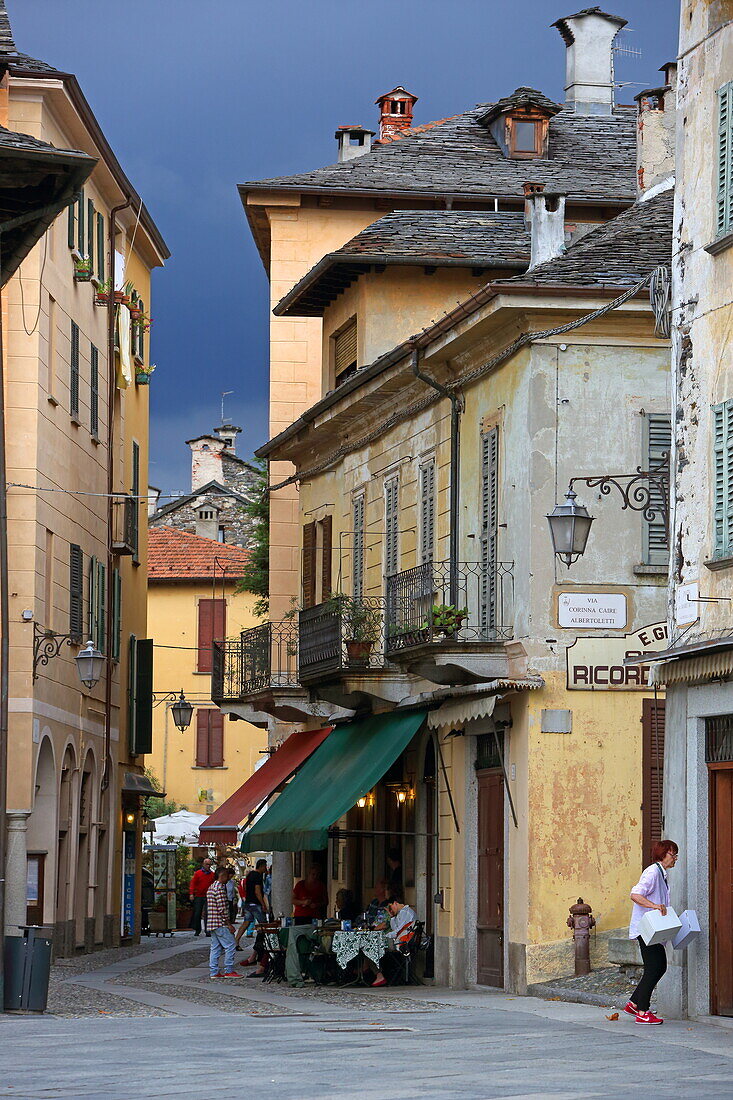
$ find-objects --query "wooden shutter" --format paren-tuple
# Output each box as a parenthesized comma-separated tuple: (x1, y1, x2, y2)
(642, 698, 665, 866)
(131, 441, 140, 558)
(480, 428, 499, 636)
(88, 556, 98, 643)
(334, 318, 357, 379)
(111, 568, 121, 662)
(385, 477, 399, 578)
(69, 543, 84, 641)
(209, 710, 224, 767)
(196, 710, 210, 767)
(718, 81, 733, 238)
(87, 198, 95, 269)
(133, 638, 153, 755)
(96, 559, 106, 652)
(302, 521, 317, 608)
(713, 400, 733, 559)
(644, 414, 671, 565)
(96, 212, 105, 281)
(127, 634, 137, 754)
(90, 345, 99, 436)
(137, 298, 145, 362)
(197, 598, 226, 672)
(321, 514, 333, 599)
(67, 199, 76, 249)
(420, 460, 436, 564)
(70, 321, 80, 417)
(77, 189, 85, 253)
(352, 495, 364, 599)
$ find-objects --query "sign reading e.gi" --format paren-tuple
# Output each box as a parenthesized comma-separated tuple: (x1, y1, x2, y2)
(566, 621, 668, 690)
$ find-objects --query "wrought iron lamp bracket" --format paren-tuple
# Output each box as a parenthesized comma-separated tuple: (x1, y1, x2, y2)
(569, 451, 670, 530)
(32, 623, 75, 681)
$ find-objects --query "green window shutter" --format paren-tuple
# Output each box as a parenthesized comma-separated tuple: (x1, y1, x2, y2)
(96, 212, 105, 281)
(384, 476, 399, 577)
(87, 198, 95, 269)
(88, 555, 98, 641)
(713, 399, 733, 559)
(69, 543, 84, 641)
(67, 199, 76, 249)
(134, 639, 153, 755)
(718, 82, 733, 238)
(131, 440, 140, 560)
(90, 345, 99, 437)
(137, 297, 145, 362)
(111, 568, 121, 662)
(96, 559, 106, 652)
(70, 321, 80, 417)
(77, 189, 85, 254)
(644, 414, 671, 565)
(128, 634, 137, 754)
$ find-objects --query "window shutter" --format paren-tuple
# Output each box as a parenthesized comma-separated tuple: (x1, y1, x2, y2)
(77, 189, 85, 254)
(111, 568, 121, 662)
(133, 638, 153, 755)
(334, 318, 357, 379)
(420, 460, 436, 564)
(96, 212, 105, 281)
(384, 477, 399, 578)
(718, 82, 733, 238)
(96, 559, 106, 652)
(209, 710, 224, 767)
(713, 399, 733, 559)
(67, 200, 76, 249)
(70, 321, 80, 417)
(302, 521, 317, 608)
(644, 414, 671, 565)
(127, 634, 137, 754)
(480, 428, 499, 636)
(69, 543, 84, 641)
(352, 495, 365, 599)
(131, 441, 140, 559)
(90, 345, 99, 436)
(642, 698, 665, 863)
(196, 710, 209, 767)
(88, 555, 98, 643)
(321, 514, 333, 599)
(87, 198, 95, 270)
(197, 598, 226, 672)
(137, 297, 145, 362)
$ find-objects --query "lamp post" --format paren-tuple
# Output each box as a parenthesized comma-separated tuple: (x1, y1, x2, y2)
(170, 691, 194, 733)
(32, 626, 106, 689)
(547, 489, 595, 568)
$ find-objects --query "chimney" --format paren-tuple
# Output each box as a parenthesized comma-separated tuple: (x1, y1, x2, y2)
(187, 435, 225, 491)
(525, 189, 567, 269)
(335, 125, 375, 162)
(552, 7, 627, 116)
(147, 485, 161, 517)
(375, 86, 418, 141)
(213, 422, 241, 454)
(195, 502, 220, 541)
(634, 62, 677, 196)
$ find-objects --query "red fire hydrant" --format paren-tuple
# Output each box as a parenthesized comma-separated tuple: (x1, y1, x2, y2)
(567, 897, 595, 976)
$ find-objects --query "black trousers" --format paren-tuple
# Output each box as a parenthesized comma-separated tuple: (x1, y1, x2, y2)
(190, 897, 207, 934)
(631, 936, 667, 1011)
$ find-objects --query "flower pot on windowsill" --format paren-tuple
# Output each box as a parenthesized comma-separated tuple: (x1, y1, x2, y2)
(346, 639, 373, 664)
(136, 372, 151, 385)
(74, 264, 92, 282)
(94, 292, 110, 306)
(129, 307, 143, 321)
(114, 290, 130, 305)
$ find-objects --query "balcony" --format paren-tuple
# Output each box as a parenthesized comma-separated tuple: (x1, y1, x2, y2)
(385, 560, 524, 685)
(298, 596, 418, 710)
(111, 495, 137, 555)
(212, 622, 350, 726)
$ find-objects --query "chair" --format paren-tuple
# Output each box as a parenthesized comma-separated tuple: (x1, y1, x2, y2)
(386, 921, 427, 986)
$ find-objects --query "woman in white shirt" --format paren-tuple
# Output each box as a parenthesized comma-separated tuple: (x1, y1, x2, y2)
(625, 839, 679, 1024)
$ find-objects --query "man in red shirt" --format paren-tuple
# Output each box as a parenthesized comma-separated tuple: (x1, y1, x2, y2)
(292, 865, 328, 925)
(189, 857, 215, 936)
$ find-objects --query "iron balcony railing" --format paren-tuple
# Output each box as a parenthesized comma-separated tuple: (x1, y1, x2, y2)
(385, 560, 514, 654)
(211, 621, 299, 703)
(299, 596, 386, 682)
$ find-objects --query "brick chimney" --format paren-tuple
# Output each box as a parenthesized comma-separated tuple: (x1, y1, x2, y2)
(634, 62, 677, 196)
(187, 434, 226, 491)
(552, 7, 627, 116)
(335, 125, 375, 162)
(375, 86, 418, 141)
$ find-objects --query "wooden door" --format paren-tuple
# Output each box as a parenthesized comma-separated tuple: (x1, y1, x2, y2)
(477, 769, 504, 987)
(710, 766, 733, 1017)
(642, 698, 665, 867)
(26, 854, 45, 927)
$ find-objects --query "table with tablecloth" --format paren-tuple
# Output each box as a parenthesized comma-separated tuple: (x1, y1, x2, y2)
(331, 929, 390, 970)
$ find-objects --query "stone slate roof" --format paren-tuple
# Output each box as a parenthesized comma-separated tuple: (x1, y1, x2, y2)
(477, 87, 561, 126)
(0, 1, 58, 75)
(242, 103, 637, 204)
(274, 210, 530, 316)
(552, 7, 627, 45)
(501, 188, 673, 289)
(148, 526, 249, 582)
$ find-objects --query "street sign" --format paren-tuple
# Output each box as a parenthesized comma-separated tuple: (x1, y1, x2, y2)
(566, 621, 668, 690)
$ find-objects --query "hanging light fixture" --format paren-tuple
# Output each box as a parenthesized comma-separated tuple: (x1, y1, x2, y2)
(171, 690, 194, 732)
(74, 639, 105, 689)
(547, 488, 594, 567)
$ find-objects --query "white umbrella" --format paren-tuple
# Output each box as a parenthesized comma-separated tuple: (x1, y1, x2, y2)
(149, 809, 207, 846)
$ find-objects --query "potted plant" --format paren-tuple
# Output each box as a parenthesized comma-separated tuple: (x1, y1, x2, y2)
(428, 604, 468, 638)
(94, 278, 111, 305)
(135, 363, 156, 385)
(73, 255, 92, 281)
(329, 593, 382, 662)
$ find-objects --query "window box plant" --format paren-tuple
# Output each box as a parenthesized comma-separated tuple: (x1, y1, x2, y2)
(328, 593, 382, 662)
(427, 604, 468, 638)
(94, 278, 111, 306)
(73, 255, 92, 281)
(135, 363, 155, 385)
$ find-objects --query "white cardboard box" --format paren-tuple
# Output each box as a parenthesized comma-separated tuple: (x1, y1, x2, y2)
(638, 906, 682, 946)
(672, 910, 702, 950)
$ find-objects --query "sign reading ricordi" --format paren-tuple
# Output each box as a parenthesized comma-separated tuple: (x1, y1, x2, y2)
(566, 621, 668, 690)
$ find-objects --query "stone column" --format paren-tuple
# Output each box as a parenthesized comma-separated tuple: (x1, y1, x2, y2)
(4, 810, 31, 939)
(270, 851, 292, 920)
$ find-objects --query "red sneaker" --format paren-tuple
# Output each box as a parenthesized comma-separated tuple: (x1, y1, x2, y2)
(635, 1010, 663, 1024)
(623, 1001, 638, 1016)
(223, 971, 241, 978)
(371, 977, 387, 987)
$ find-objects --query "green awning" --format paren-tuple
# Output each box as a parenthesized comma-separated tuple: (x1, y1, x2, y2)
(241, 709, 426, 852)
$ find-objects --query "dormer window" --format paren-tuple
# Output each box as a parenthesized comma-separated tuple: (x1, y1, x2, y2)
(332, 316, 358, 386)
(477, 87, 561, 161)
(512, 119, 541, 155)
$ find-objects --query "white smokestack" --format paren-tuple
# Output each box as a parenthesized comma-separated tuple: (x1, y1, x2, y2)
(553, 7, 627, 116)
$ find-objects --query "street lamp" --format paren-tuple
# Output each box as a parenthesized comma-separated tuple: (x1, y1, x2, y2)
(74, 639, 105, 689)
(547, 489, 595, 567)
(170, 690, 194, 732)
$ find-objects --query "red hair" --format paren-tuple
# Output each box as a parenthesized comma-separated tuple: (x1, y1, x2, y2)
(651, 840, 678, 862)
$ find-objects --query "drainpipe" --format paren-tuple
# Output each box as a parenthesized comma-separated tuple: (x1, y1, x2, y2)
(411, 347, 461, 606)
(102, 200, 130, 792)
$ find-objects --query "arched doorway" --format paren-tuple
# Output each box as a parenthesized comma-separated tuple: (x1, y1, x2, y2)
(26, 736, 56, 926)
(75, 752, 96, 949)
(56, 744, 77, 951)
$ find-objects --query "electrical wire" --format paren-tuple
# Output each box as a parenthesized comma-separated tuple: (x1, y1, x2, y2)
(18, 231, 49, 336)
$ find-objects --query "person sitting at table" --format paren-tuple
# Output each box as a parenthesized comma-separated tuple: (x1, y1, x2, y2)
(371, 895, 417, 988)
(292, 865, 328, 924)
(365, 879, 389, 926)
(335, 888, 360, 923)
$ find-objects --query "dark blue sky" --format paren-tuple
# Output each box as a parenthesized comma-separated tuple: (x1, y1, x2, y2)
(15, 1, 678, 494)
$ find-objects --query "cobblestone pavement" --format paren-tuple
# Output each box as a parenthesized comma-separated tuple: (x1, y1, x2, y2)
(529, 965, 643, 1008)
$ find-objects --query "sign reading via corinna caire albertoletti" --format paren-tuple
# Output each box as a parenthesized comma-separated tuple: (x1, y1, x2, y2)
(566, 621, 668, 690)
(558, 591, 627, 629)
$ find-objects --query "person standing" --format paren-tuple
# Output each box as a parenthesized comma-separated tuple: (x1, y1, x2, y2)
(625, 840, 679, 1024)
(225, 867, 238, 923)
(207, 867, 240, 979)
(189, 857, 215, 937)
(235, 859, 268, 947)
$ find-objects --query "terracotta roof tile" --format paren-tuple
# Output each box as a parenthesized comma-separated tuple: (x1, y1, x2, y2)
(148, 526, 249, 582)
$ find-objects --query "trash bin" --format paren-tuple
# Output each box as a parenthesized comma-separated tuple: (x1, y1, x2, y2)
(3, 926, 53, 1012)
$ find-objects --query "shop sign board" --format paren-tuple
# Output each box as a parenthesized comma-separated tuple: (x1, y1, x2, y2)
(558, 591, 627, 629)
(566, 621, 668, 690)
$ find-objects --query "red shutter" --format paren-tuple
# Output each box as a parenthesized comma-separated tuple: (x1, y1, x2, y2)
(209, 710, 224, 767)
(196, 709, 210, 767)
(197, 599, 226, 673)
(302, 522, 316, 608)
(321, 514, 333, 599)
